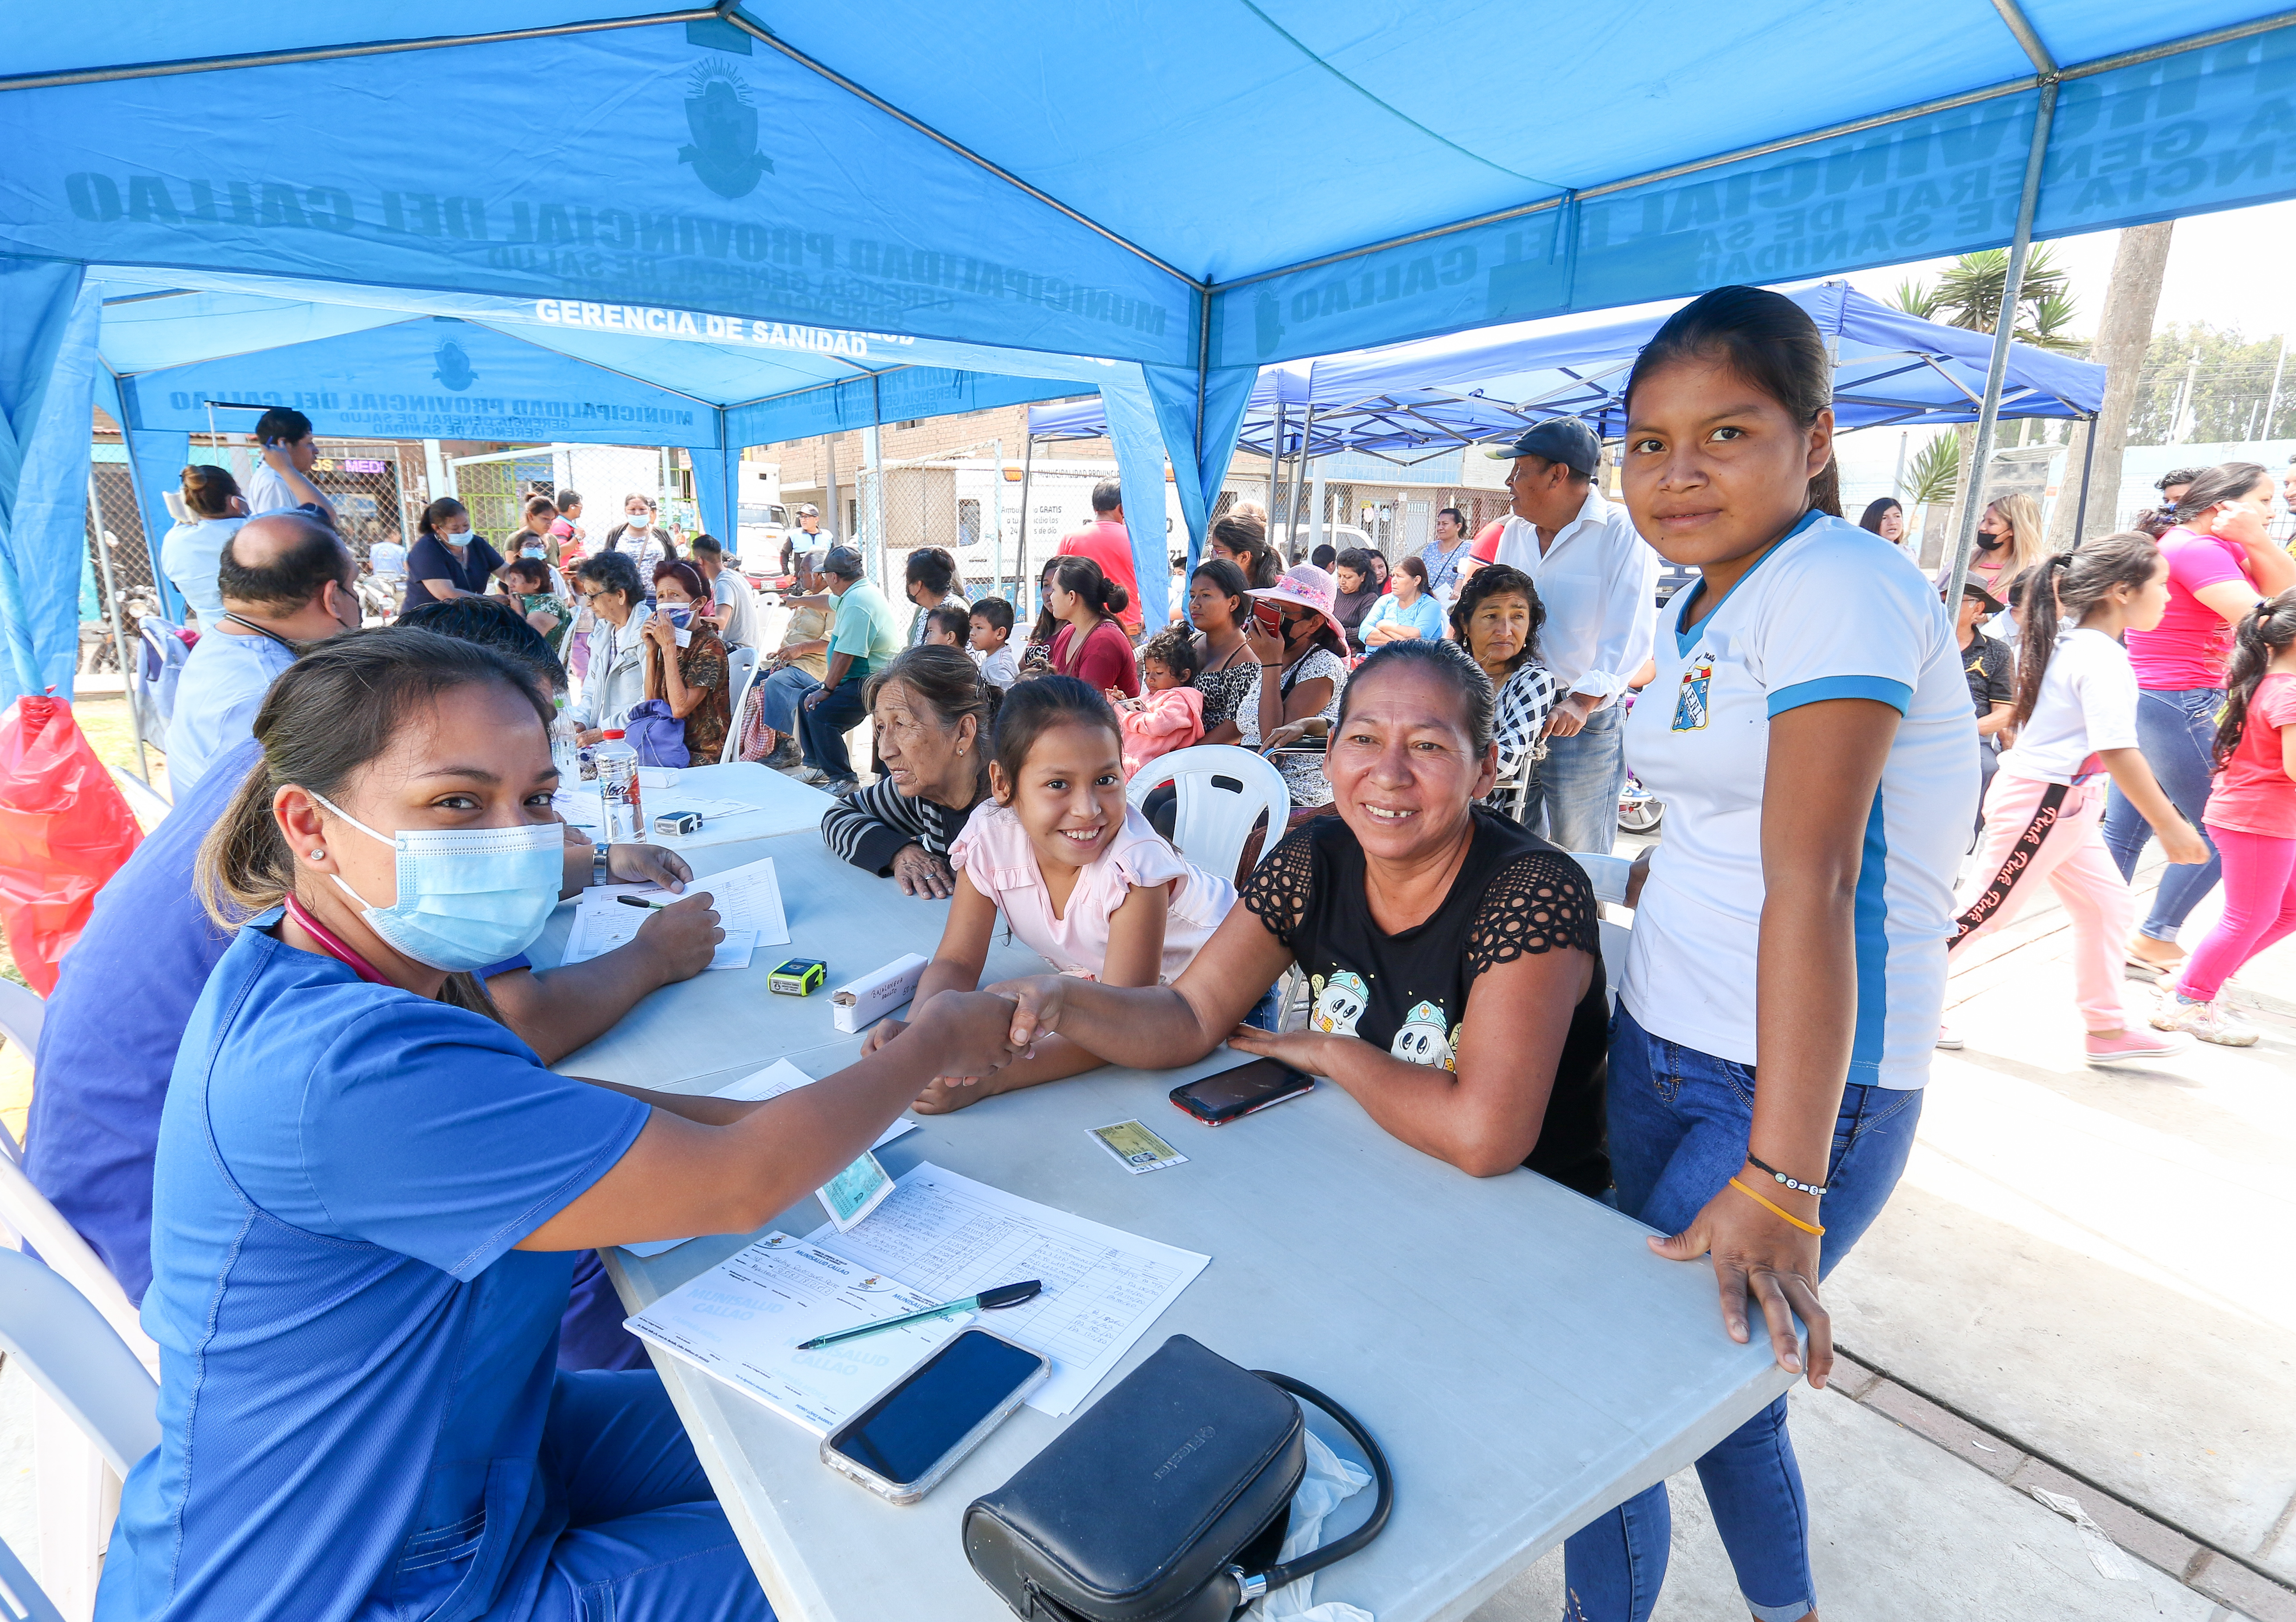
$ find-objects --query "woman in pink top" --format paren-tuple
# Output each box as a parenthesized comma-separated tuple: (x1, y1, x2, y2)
(2104, 462, 2296, 972)
(1046, 555, 1141, 698)
(860, 676, 1234, 1112)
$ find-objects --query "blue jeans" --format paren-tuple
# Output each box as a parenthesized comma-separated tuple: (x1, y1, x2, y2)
(1523, 702, 1626, 856)
(797, 679, 867, 781)
(523, 1370, 773, 1622)
(1562, 1005, 1924, 1622)
(755, 665, 820, 737)
(2101, 685, 2222, 940)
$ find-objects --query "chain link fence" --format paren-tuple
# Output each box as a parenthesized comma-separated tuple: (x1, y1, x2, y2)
(857, 440, 1034, 609)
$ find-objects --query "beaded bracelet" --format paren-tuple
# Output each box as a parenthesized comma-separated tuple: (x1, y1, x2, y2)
(1747, 1154, 1828, 1199)
(1728, 1177, 1826, 1237)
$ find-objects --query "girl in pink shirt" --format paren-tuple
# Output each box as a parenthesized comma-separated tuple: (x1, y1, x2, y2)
(2155, 590, 2296, 1046)
(1115, 625, 1206, 779)
(862, 676, 1234, 1112)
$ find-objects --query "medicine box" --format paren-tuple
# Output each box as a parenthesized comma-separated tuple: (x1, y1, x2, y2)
(768, 957, 826, 997)
(830, 953, 930, 1032)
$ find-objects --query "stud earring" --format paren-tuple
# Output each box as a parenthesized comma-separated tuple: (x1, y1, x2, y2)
(309, 849, 325, 860)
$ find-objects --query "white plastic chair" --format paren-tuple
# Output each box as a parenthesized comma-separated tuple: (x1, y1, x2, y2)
(720, 645, 761, 764)
(0, 1247, 162, 1622)
(1570, 851, 1635, 1012)
(1126, 745, 1291, 883)
(0, 980, 42, 1072)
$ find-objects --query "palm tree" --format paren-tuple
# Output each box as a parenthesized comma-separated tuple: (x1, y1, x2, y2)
(1907, 435, 1959, 506)
(1889, 245, 2075, 343)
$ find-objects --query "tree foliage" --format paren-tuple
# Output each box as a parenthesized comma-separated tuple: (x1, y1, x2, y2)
(1891, 245, 2082, 350)
(1906, 434, 1960, 505)
(2124, 322, 2296, 446)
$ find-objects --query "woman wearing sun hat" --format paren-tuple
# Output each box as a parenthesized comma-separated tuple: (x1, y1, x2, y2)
(1238, 562, 1353, 808)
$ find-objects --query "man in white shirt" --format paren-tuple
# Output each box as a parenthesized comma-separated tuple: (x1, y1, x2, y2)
(241, 407, 336, 526)
(167, 513, 360, 795)
(688, 533, 759, 647)
(1479, 419, 1659, 854)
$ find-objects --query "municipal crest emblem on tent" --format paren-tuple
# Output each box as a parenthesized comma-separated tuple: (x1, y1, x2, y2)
(432, 341, 476, 392)
(680, 62, 774, 199)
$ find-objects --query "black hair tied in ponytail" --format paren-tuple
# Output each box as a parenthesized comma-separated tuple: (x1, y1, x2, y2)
(2215, 587, 2296, 765)
(2008, 535, 2159, 730)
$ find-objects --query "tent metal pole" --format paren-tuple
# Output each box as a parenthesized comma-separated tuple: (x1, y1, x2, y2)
(88, 468, 150, 779)
(1017, 433, 1036, 617)
(2073, 413, 2100, 542)
(1268, 404, 1287, 526)
(1945, 78, 2057, 611)
(1291, 406, 1317, 559)
(990, 437, 1006, 601)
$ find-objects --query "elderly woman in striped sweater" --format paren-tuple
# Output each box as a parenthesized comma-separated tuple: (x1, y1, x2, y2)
(819, 644, 1000, 896)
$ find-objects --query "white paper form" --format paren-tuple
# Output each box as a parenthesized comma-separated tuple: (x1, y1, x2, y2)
(808, 1162, 1208, 1415)
(633, 855, 790, 945)
(624, 1232, 970, 1434)
(620, 1060, 917, 1257)
(561, 894, 755, 971)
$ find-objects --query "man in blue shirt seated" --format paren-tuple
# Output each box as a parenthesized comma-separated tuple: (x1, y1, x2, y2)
(27, 608, 720, 1370)
(165, 513, 360, 796)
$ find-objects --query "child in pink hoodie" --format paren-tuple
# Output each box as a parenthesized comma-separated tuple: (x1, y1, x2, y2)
(1116, 625, 1205, 779)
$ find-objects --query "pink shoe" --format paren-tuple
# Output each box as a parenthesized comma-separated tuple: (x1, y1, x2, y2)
(2084, 1028, 2193, 1068)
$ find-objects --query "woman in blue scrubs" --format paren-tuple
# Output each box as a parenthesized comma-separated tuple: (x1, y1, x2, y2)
(99, 627, 1022, 1622)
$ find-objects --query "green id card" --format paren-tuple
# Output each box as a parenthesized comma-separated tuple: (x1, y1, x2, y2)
(1089, 1120, 1189, 1174)
(817, 1150, 894, 1231)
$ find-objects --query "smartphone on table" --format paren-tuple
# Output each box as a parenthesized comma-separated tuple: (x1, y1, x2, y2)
(820, 1329, 1048, 1505)
(1169, 1057, 1314, 1126)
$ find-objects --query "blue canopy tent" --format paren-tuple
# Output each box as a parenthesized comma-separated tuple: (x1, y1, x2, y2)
(5, 2, 2296, 703)
(1029, 281, 2108, 510)
(81, 269, 1150, 624)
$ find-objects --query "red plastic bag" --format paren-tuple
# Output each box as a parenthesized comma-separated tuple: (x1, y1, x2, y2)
(0, 695, 144, 994)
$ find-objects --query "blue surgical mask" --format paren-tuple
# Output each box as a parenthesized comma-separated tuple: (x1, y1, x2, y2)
(665, 606, 693, 628)
(312, 791, 564, 972)
(522, 543, 545, 558)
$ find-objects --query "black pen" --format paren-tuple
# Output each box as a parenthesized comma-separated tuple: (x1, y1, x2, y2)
(796, 1280, 1042, 1351)
(617, 895, 669, 911)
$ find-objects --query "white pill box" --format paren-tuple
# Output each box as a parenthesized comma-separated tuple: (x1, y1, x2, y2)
(829, 952, 930, 1033)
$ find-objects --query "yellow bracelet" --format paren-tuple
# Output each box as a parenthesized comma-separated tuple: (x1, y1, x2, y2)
(1728, 1176, 1826, 1237)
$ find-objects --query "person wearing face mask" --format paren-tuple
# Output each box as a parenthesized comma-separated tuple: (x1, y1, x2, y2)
(567, 550, 653, 743)
(166, 513, 363, 795)
(2104, 461, 2296, 972)
(510, 493, 575, 596)
(605, 492, 674, 585)
(640, 560, 733, 763)
(1938, 493, 2046, 621)
(405, 494, 506, 604)
(95, 628, 1024, 1622)
(160, 463, 249, 628)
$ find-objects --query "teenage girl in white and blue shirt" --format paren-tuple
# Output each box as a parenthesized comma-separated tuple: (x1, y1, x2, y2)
(1563, 287, 1977, 1622)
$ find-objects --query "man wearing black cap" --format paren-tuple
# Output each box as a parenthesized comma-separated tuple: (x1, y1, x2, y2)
(1474, 418, 1659, 854)
(1951, 577, 2016, 841)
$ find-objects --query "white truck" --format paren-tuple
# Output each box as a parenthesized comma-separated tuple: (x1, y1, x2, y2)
(735, 462, 789, 576)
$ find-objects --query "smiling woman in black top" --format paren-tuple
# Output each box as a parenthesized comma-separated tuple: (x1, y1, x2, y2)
(977, 638, 1609, 1191)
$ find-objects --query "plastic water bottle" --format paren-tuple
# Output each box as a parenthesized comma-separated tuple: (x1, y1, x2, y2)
(595, 730, 642, 844)
(549, 699, 583, 786)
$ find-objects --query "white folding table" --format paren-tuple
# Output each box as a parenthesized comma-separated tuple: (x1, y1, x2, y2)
(541, 833, 1795, 1622)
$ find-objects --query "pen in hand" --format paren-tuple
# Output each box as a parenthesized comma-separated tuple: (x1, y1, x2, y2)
(617, 895, 670, 911)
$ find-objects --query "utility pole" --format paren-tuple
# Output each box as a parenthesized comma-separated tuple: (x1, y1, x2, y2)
(2267, 329, 2290, 443)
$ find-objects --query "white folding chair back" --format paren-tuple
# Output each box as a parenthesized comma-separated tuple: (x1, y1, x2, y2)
(0, 1248, 158, 1477)
(1126, 745, 1291, 880)
(0, 1149, 154, 1371)
(1487, 747, 1539, 825)
(720, 645, 761, 763)
(0, 1248, 162, 1622)
(110, 766, 174, 823)
(1570, 851, 1635, 1012)
(0, 1531, 66, 1622)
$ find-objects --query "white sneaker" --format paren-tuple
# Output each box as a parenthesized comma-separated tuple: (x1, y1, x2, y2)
(1935, 1024, 1964, 1050)
(2149, 995, 2259, 1048)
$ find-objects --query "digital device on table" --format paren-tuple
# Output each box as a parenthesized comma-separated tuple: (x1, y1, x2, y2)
(1169, 1058, 1314, 1126)
(820, 1328, 1049, 1504)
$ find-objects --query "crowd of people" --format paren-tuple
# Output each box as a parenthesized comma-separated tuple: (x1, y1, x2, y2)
(27, 284, 2296, 1622)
